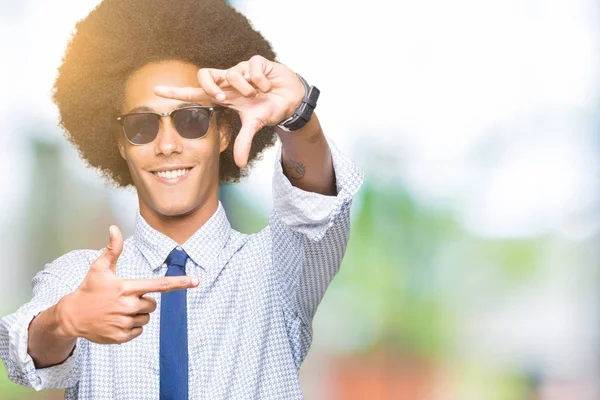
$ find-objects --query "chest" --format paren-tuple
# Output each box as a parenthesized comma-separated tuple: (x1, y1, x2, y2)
(78, 257, 292, 399)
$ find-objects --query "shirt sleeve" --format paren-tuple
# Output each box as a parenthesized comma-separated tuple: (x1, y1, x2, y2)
(0, 251, 90, 391)
(270, 137, 363, 363)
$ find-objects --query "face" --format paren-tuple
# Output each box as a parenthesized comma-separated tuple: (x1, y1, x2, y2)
(118, 60, 229, 219)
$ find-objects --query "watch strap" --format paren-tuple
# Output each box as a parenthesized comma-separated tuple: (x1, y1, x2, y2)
(277, 74, 320, 132)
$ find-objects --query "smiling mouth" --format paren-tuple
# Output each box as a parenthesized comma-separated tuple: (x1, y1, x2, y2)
(152, 168, 192, 180)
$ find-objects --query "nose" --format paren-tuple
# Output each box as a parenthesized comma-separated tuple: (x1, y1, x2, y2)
(154, 116, 183, 157)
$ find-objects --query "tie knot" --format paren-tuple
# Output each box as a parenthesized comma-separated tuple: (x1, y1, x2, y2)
(166, 248, 188, 269)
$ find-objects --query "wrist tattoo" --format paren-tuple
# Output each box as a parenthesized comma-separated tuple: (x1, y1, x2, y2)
(283, 160, 306, 180)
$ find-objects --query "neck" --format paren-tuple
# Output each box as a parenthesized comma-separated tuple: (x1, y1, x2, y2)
(139, 196, 219, 245)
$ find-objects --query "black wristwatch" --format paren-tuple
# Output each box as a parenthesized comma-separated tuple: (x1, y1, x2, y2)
(276, 74, 320, 132)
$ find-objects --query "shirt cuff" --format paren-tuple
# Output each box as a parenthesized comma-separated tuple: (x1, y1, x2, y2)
(272, 136, 364, 242)
(8, 304, 80, 391)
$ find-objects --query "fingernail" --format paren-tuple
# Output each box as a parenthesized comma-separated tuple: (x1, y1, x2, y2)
(109, 226, 114, 238)
(216, 93, 226, 102)
(191, 277, 199, 286)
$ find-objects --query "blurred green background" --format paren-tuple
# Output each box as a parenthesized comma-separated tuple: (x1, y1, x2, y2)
(1, 0, 599, 399)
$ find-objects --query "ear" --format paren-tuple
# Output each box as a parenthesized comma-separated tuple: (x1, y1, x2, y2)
(218, 123, 230, 153)
(117, 136, 127, 161)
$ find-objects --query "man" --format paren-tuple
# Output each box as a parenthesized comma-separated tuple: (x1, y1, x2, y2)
(0, 0, 363, 398)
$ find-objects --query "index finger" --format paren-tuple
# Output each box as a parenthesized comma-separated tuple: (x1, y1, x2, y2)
(198, 68, 228, 101)
(123, 276, 200, 295)
(153, 86, 212, 103)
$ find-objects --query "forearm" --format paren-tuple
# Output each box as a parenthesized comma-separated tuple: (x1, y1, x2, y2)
(27, 296, 77, 369)
(277, 113, 336, 196)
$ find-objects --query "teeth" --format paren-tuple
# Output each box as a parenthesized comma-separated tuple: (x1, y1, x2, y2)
(154, 168, 191, 180)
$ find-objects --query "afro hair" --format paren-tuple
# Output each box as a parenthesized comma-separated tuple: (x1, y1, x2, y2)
(53, 0, 278, 187)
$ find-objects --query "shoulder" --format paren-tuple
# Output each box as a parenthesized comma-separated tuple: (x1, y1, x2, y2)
(33, 248, 101, 292)
(47, 248, 102, 271)
(238, 223, 303, 258)
(224, 227, 272, 263)
(224, 229, 253, 255)
(240, 226, 269, 248)
(34, 236, 141, 291)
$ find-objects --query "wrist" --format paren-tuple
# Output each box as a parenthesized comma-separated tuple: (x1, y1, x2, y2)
(277, 112, 320, 143)
(54, 294, 79, 340)
(282, 74, 305, 120)
(276, 73, 319, 132)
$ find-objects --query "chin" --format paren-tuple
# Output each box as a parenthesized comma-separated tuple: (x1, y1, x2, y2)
(160, 205, 196, 218)
(137, 177, 215, 219)
(151, 198, 199, 218)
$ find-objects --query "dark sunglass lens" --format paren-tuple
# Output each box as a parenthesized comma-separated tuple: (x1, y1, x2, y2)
(173, 108, 211, 139)
(123, 114, 160, 144)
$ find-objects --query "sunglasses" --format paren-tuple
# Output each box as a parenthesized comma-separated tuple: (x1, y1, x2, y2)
(116, 105, 222, 145)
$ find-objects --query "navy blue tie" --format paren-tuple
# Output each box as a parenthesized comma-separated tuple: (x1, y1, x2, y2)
(160, 248, 189, 400)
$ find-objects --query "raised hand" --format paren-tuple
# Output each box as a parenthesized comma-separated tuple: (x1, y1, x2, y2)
(154, 55, 305, 168)
(58, 226, 199, 345)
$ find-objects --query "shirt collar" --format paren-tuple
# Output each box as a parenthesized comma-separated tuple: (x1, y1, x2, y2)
(134, 202, 232, 272)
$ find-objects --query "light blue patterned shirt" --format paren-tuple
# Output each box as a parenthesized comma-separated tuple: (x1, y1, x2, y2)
(0, 141, 363, 399)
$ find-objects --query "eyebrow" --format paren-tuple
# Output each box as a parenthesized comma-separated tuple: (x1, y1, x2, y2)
(126, 102, 206, 114)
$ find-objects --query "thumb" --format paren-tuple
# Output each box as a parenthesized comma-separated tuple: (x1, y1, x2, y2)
(102, 225, 123, 274)
(234, 116, 261, 169)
